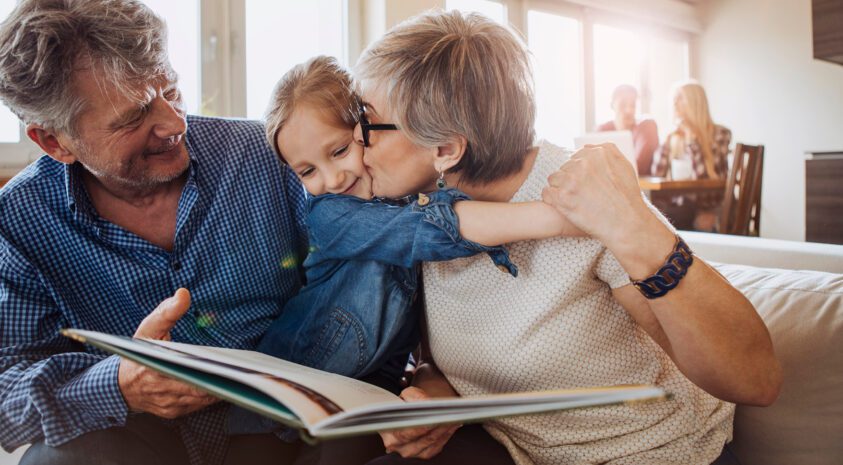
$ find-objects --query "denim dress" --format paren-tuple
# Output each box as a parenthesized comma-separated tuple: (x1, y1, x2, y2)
(228, 188, 516, 434)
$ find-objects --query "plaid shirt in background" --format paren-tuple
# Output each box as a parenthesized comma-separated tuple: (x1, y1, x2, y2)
(653, 124, 732, 209)
(0, 116, 307, 465)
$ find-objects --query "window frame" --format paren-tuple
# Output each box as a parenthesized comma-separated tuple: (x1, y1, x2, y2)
(0, 0, 355, 172)
(202, 0, 352, 118)
(501, 0, 693, 133)
(0, 124, 40, 172)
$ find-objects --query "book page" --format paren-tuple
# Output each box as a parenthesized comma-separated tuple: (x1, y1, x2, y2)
(64, 330, 667, 440)
(66, 330, 394, 427)
(311, 385, 668, 437)
(143, 340, 401, 410)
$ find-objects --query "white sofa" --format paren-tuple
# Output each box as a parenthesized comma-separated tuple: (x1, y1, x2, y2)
(684, 232, 843, 465)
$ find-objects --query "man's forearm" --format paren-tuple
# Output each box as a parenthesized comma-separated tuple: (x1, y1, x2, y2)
(1, 354, 127, 450)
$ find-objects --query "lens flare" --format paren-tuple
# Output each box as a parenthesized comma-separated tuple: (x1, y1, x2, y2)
(280, 254, 299, 269)
(196, 313, 216, 328)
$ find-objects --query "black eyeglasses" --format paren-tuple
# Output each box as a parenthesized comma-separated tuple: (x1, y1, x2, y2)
(358, 106, 398, 147)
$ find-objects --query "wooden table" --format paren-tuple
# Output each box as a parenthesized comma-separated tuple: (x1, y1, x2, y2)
(0, 177, 9, 189)
(638, 177, 726, 194)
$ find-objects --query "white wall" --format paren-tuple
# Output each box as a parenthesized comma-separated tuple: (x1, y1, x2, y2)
(694, 0, 843, 241)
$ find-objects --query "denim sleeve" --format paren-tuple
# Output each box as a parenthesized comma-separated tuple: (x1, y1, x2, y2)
(306, 189, 517, 276)
(0, 241, 128, 452)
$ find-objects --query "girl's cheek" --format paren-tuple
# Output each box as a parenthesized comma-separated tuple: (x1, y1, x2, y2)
(303, 179, 324, 197)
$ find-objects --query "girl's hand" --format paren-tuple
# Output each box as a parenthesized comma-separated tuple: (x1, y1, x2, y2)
(379, 386, 462, 459)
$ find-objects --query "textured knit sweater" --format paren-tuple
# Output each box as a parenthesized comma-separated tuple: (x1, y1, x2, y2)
(422, 141, 734, 465)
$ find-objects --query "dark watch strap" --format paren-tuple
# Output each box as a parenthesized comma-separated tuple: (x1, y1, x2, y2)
(631, 235, 694, 299)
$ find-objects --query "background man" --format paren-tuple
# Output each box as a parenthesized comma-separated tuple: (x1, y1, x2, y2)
(596, 84, 660, 176)
(0, 1, 307, 464)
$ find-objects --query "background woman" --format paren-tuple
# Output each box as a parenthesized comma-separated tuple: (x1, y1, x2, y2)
(653, 81, 732, 231)
(351, 10, 780, 465)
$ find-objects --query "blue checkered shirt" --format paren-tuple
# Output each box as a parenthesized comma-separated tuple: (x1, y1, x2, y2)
(0, 116, 307, 464)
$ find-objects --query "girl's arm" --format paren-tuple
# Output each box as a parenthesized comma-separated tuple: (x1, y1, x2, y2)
(306, 190, 567, 269)
(454, 200, 584, 247)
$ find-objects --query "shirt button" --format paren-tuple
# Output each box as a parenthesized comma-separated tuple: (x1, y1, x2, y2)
(172, 261, 182, 271)
(497, 264, 509, 273)
(417, 193, 430, 206)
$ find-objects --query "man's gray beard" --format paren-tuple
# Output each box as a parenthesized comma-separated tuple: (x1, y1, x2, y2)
(77, 140, 189, 189)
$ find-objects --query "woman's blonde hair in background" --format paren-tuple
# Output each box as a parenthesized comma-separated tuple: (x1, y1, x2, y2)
(264, 55, 359, 161)
(671, 80, 717, 178)
(355, 9, 536, 185)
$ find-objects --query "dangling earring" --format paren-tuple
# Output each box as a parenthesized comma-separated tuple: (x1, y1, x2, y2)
(436, 170, 446, 189)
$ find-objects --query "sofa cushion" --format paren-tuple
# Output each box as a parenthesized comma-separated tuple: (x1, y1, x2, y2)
(714, 263, 843, 465)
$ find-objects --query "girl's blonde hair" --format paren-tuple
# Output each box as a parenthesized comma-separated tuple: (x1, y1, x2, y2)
(264, 55, 358, 160)
(672, 80, 717, 178)
(355, 10, 536, 185)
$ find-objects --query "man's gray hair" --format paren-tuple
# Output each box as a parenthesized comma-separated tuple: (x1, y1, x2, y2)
(0, 0, 173, 136)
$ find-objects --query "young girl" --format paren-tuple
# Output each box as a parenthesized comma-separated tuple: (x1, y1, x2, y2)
(247, 55, 581, 395)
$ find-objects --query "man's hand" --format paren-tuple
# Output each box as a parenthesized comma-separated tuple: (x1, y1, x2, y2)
(380, 386, 461, 459)
(118, 288, 218, 418)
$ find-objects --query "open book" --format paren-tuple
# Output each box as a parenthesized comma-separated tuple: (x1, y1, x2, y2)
(62, 329, 669, 442)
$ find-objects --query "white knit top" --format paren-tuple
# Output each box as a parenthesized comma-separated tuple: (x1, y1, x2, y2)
(422, 141, 734, 465)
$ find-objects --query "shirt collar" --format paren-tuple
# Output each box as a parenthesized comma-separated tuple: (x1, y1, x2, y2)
(64, 162, 97, 223)
(62, 147, 200, 223)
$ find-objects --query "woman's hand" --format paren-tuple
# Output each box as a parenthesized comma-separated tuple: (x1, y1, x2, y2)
(379, 363, 462, 459)
(541, 143, 675, 269)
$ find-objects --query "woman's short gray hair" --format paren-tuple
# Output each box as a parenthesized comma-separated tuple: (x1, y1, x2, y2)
(0, 0, 172, 136)
(355, 10, 536, 185)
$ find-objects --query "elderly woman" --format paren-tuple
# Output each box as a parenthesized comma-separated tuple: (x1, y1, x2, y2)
(349, 10, 781, 465)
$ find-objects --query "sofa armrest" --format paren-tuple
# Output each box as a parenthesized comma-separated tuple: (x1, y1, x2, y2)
(682, 231, 843, 273)
(714, 263, 843, 465)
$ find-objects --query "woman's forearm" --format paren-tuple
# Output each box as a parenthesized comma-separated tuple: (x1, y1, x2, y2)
(609, 210, 782, 406)
(543, 144, 781, 405)
(454, 200, 584, 246)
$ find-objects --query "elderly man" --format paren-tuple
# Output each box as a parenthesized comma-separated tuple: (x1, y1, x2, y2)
(0, 1, 308, 464)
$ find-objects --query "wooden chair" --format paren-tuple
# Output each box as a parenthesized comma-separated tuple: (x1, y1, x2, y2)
(720, 143, 764, 236)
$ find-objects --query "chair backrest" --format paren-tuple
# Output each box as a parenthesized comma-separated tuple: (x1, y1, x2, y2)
(720, 143, 764, 236)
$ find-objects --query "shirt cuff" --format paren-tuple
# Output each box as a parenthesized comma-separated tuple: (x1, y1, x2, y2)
(59, 355, 129, 430)
(416, 188, 518, 277)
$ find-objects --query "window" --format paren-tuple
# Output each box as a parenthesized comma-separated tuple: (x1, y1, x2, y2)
(592, 23, 643, 127)
(244, 0, 345, 119)
(0, 0, 19, 144)
(446, 0, 507, 24)
(141, 0, 201, 114)
(646, 36, 689, 140)
(591, 22, 689, 137)
(0, 0, 348, 164)
(528, 10, 583, 148)
(0, 100, 17, 144)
